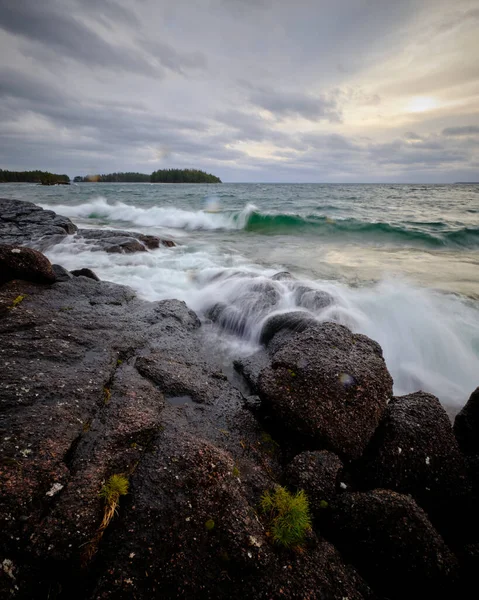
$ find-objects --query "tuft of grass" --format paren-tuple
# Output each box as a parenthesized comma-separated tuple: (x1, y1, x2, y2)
(8, 294, 27, 309)
(83, 474, 129, 563)
(232, 465, 240, 478)
(103, 386, 111, 405)
(260, 486, 311, 549)
(99, 474, 129, 507)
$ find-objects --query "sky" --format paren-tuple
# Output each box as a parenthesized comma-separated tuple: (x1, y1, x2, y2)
(0, 0, 478, 183)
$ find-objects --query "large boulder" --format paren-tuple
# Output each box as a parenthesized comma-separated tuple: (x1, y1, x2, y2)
(284, 450, 343, 513)
(77, 229, 175, 253)
(92, 430, 372, 600)
(293, 285, 333, 311)
(52, 263, 73, 282)
(71, 267, 101, 281)
(0, 198, 77, 248)
(326, 489, 459, 600)
(259, 310, 317, 347)
(359, 392, 470, 540)
(257, 322, 393, 459)
(0, 244, 56, 285)
(454, 387, 479, 456)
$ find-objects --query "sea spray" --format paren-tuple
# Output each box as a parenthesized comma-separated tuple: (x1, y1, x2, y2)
(40, 198, 479, 248)
(45, 236, 479, 407)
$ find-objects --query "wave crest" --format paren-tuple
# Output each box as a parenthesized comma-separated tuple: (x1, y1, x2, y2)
(41, 198, 479, 248)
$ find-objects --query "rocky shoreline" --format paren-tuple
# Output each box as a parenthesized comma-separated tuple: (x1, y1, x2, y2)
(1, 198, 478, 599)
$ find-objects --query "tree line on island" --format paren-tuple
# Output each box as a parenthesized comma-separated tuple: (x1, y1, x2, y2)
(0, 170, 70, 185)
(74, 169, 222, 183)
(1, 168, 222, 185)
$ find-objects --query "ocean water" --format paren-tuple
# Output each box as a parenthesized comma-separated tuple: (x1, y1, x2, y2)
(3, 182, 479, 409)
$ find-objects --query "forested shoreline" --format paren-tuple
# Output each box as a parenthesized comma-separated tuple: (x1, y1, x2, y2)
(0, 170, 70, 184)
(74, 168, 222, 183)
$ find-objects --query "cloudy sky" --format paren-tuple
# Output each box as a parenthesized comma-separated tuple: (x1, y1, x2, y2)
(0, 0, 478, 182)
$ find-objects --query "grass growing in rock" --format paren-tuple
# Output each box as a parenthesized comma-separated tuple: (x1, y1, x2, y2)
(260, 486, 311, 549)
(83, 475, 129, 563)
(8, 294, 27, 309)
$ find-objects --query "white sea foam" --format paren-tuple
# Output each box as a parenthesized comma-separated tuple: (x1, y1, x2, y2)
(40, 197, 258, 231)
(45, 234, 479, 408)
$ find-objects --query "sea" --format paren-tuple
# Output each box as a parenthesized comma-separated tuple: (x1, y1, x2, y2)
(3, 182, 479, 410)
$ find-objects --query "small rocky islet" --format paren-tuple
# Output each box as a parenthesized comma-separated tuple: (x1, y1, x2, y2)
(0, 197, 478, 599)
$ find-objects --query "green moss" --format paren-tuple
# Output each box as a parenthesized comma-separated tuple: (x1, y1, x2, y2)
(8, 294, 27, 309)
(319, 500, 329, 509)
(205, 519, 215, 531)
(232, 465, 240, 478)
(260, 486, 311, 549)
(99, 474, 129, 506)
(116, 359, 123, 366)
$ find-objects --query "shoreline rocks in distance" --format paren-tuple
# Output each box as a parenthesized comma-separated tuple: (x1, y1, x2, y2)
(0, 198, 175, 253)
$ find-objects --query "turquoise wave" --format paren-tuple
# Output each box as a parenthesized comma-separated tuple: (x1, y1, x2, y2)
(237, 210, 479, 248)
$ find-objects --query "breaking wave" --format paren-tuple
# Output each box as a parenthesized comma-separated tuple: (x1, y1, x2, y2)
(41, 198, 479, 248)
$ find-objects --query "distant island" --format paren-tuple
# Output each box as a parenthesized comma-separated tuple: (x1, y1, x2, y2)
(73, 172, 150, 183)
(0, 170, 70, 185)
(74, 169, 222, 184)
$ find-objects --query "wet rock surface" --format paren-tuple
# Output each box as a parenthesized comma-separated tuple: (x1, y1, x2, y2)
(454, 387, 479, 456)
(1, 200, 478, 599)
(359, 392, 471, 542)
(0, 244, 56, 285)
(0, 198, 77, 248)
(0, 198, 175, 254)
(258, 322, 393, 460)
(77, 229, 175, 253)
(325, 490, 459, 600)
(71, 268, 101, 281)
(284, 450, 343, 514)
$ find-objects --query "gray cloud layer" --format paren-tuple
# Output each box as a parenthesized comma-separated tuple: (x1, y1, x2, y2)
(0, 0, 478, 181)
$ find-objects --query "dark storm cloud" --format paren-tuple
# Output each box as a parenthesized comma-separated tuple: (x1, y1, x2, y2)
(442, 126, 479, 137)
(0, 67, 205, 135)
(0, 0, 160, 76)
(0, 0, 477, 182)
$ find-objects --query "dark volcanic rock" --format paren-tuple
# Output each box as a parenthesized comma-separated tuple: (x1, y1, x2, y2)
(0, 197, 77, 248)
(205, 279, 280, 339)
(0, 199, 176, 255)
(71, 268, 101, 281)
(92, 429, 372, 600)
(359, 392, 470, 540)
(52, 263, 73, 282)
(454, 387, 479, 456)
(234, 350, 272, 394)
(0, 278, 288, 598)
(293, 285, 333, 311)
(258, 322, 393, 459)
(0, 244, 56, 285)
(327, 489, 459, 600)
(77, 228, 175, 253)
(271, 271, 293, 281)
(284, 450, 343, 512)
(259, 310, 317, 347)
